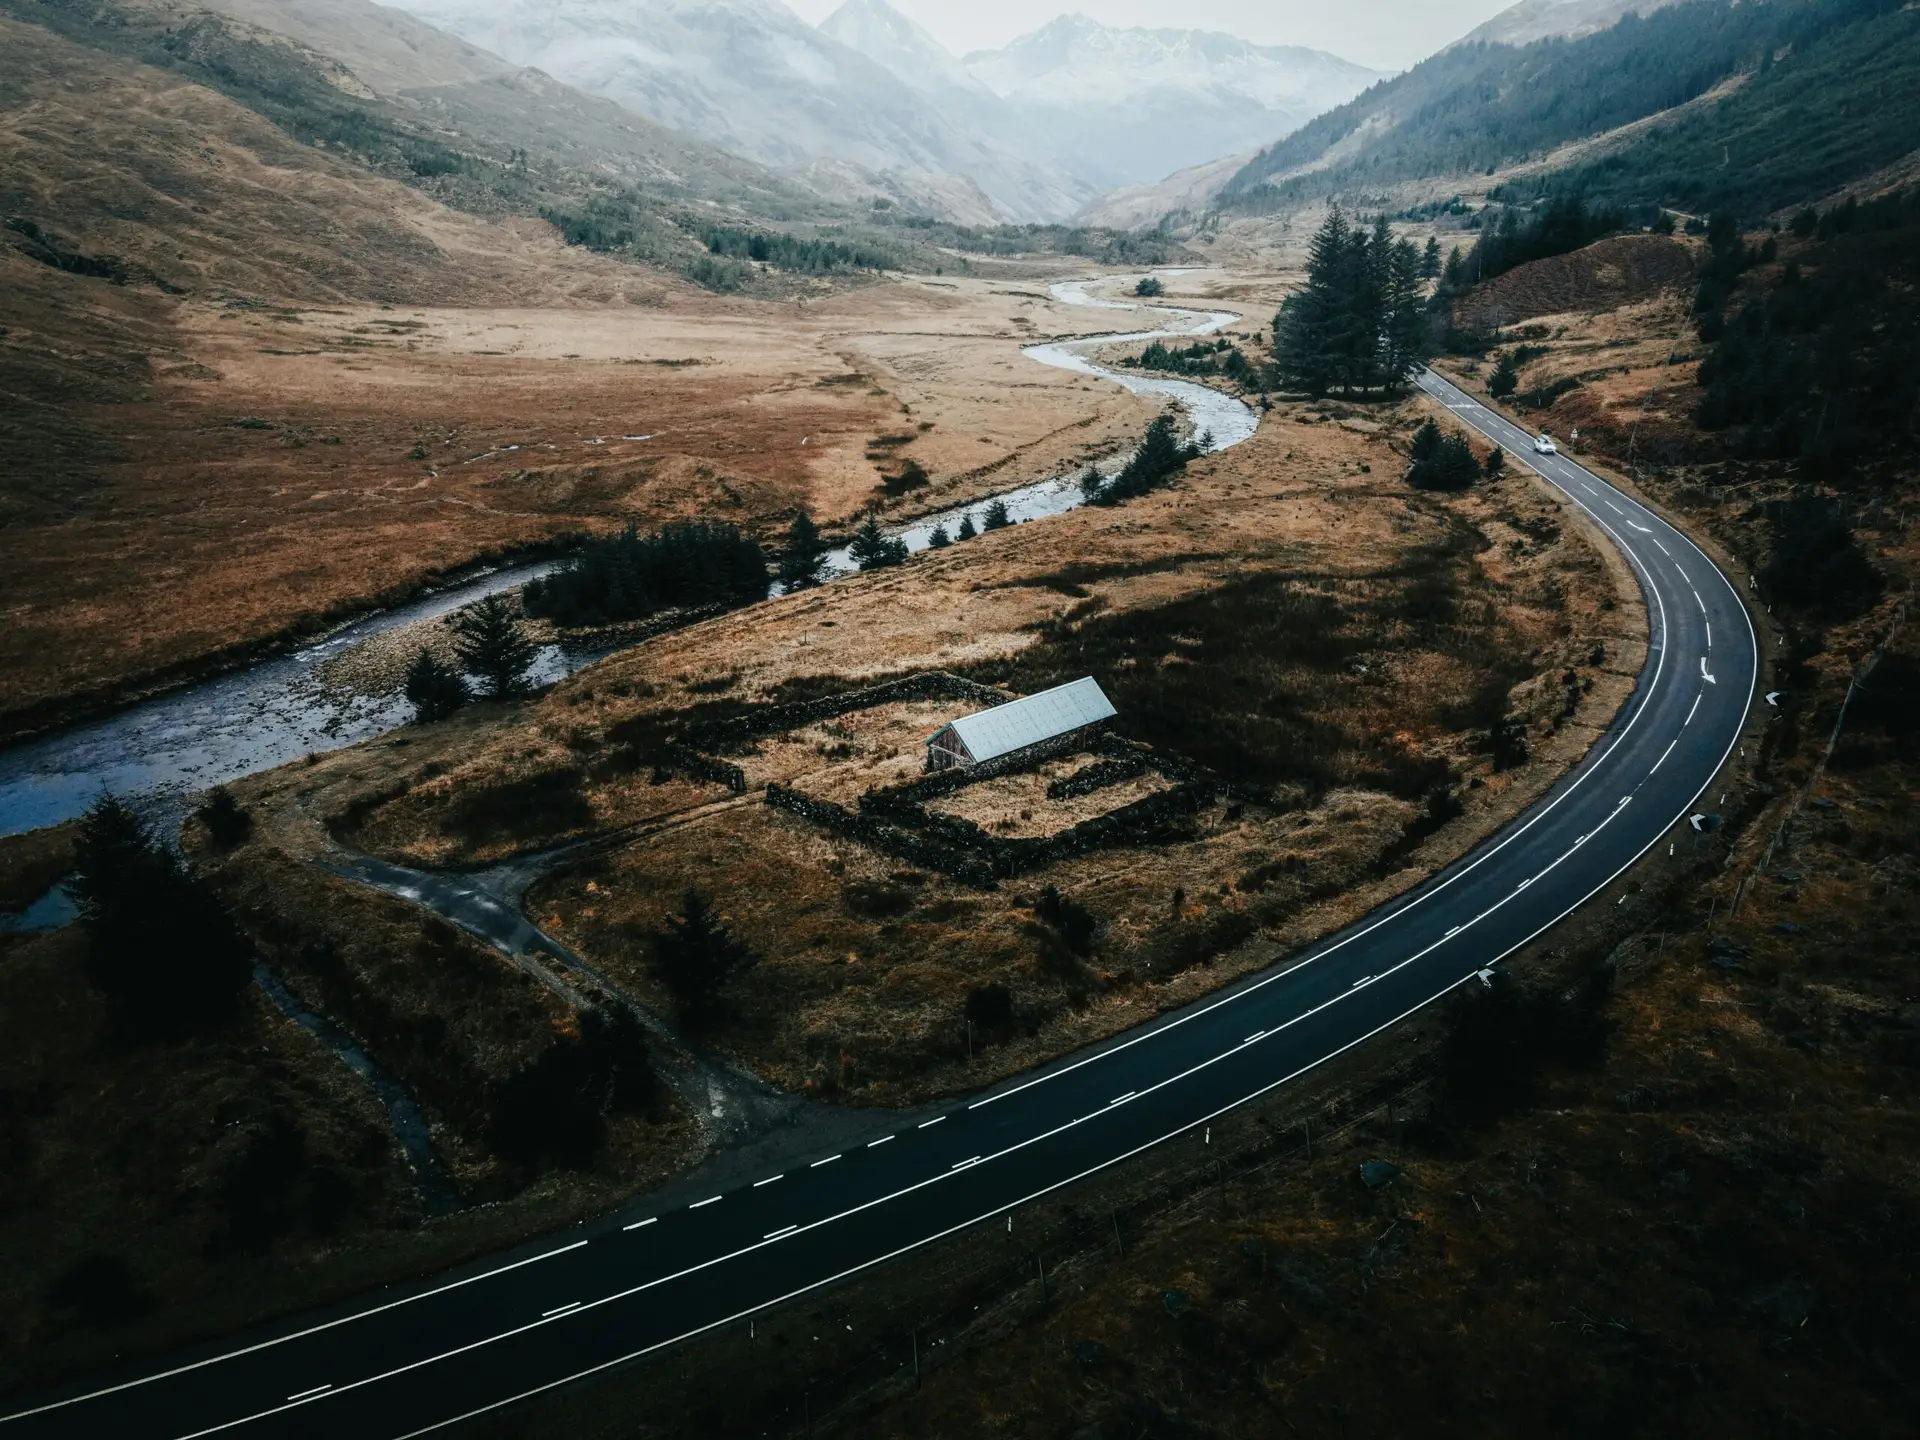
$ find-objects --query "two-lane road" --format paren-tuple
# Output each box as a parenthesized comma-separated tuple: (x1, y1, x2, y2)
(1, 369, 1758, 1438)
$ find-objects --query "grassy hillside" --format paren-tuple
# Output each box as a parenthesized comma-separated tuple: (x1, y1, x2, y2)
(1506, 2, 1920, 215)
(1224, 0, 1916, 219)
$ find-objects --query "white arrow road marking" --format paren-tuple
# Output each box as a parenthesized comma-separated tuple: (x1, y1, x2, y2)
(1700, 658, 1716, 684)
(1690, 813, 1708, 831)
(1628, 520, 1652, 533)
(1475, 968, 1497, 988)
(1766, 691, 1783, 706)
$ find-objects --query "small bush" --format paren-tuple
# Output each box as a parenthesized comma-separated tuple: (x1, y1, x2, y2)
(195, 788, 253, 848)
(965, 982, 1016, 1034)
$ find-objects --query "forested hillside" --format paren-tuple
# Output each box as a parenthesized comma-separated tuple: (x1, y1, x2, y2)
(1223, 0, 1918, 218)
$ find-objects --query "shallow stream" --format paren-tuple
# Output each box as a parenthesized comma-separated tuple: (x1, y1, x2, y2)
(0, 272, 1253, 838)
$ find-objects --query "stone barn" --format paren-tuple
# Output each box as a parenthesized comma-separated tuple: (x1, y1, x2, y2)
(925, 677, 1116, 772)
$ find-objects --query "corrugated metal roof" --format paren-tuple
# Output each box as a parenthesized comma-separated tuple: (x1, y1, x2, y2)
(939, 677, 1116, 764)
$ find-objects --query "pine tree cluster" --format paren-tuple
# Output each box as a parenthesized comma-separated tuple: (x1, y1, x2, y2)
(1273, 209, 1427, 397)
(1122, 338, 1257, 385)
(1697, 187, 1920, 475)
(1084, 412, 1203, 506)
(524, 521, 768, 627)
(848, 511, 909, 571)
(1406, 419, 1484, 492)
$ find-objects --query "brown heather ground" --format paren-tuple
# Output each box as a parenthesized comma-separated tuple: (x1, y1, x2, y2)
(463, 277, 1920, 1440)
(0, 12, 1164, 738)
(305, 386, 1640, 1108)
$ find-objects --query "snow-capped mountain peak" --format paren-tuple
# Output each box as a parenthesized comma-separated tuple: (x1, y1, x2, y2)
(959, 13, 1383, 193)
(818, 0, 994, 102)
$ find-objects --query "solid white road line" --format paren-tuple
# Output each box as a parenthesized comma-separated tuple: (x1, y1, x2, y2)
(541, 1304, 581, 1319)
(284, 1386, 332, 1403)
(0, 1239, 591, 1425)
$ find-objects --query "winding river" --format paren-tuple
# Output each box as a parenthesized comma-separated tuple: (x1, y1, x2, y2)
(0, 272, 1252, 842)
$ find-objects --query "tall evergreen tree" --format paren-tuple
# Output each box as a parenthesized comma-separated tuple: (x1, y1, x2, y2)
(1274, 207, 1425, 397)
(847, 511, 908, 570)
(1382, 236, 1427, 392)
(1420, 236, 1443, 279)
(779, 509, 829, 589)
(983, 500, 1012, 531)
(1489, 352, 1520, 399)
(454, 595, 536, 699)
(645, 891, 756, 1033)
(955, 511, 978, 541)
(404, 648, 469, 722)
(72, 797, 253, 1038)
(1273, 206, 1352, 396)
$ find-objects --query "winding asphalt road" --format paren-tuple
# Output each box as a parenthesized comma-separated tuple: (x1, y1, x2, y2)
(0, 369, 1757, 1437)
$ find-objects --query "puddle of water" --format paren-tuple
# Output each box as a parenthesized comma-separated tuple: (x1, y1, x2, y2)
(0, 275, 1255, 838)
(0, 879, 79, 934)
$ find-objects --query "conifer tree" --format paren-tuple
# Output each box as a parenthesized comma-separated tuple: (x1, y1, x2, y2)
(983, 500, 1011, 531)
(1275, 207, 1426, 398)
(405, 648, 470, 723)
(779, 509, 829, 589)
(1420, 236, 1442, 279)
(646, 891, 756, 1033)
(72, 797, 253, 1037)
(454, 595, 536, 699)
(1489, 352, 1520, 399)
(927, 523, 951, 549)
(848, 510, 908, 570)
(956, 511, 978, 540)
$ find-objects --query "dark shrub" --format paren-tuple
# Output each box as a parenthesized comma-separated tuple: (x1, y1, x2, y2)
(72, 798, 253, 1040)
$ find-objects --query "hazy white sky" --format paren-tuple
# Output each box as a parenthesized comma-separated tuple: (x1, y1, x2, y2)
(785, 0, 1519, 71)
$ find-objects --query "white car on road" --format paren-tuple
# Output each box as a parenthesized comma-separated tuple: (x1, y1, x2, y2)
(1533, 433, 1558, 455)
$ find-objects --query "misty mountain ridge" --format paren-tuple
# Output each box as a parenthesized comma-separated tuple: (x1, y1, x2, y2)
(954, 11, 1384, 193)
(390, 0, 1094, 222)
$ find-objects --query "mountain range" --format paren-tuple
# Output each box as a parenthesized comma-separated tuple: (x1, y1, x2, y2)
(960, 14, 1383, 192)
(390, 0, 1093, 223)
(386, 0, 1381, 221)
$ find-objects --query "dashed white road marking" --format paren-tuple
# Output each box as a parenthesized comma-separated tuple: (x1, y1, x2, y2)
(541, 1303, 581, 1319)
(622, 1218, 656, 1232)
(810, 1155, 841, 1168)
(689, 1196, 722, 1210)
(752, 1175, 783, 1188)
(867, 1135, 895, 1148)
(764, 1225, 799, 1241)
(285, 1385, 332, 1403)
